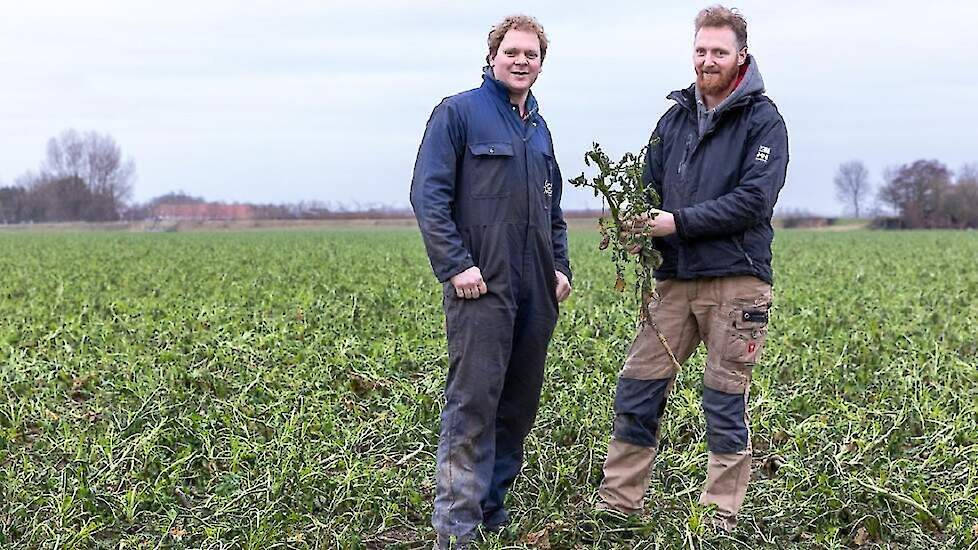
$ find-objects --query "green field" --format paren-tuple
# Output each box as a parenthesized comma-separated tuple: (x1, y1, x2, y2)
(1, 228, 977, 549)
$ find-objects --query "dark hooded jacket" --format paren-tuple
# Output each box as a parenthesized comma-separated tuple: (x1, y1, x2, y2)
(645, 55, 788, 284)
(410, 69, 571, 288)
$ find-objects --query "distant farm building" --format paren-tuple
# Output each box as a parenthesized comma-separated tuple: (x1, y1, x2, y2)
(154, 203, 255, 221)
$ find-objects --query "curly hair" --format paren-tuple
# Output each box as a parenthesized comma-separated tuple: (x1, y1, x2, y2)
(487, 14, 549, 63)
(695, 5, 748, 50)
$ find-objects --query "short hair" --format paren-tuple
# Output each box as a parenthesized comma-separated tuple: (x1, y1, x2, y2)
(487, 14, 549, 62)
(695, 5, 748, 51)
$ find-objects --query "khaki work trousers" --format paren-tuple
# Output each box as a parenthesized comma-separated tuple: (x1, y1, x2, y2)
(598, 275, 773, 532)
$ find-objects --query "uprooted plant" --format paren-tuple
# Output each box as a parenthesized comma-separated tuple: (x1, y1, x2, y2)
(568, 139, 680, 369)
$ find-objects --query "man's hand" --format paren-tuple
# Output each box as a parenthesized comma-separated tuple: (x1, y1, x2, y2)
(555, 270, 572, 303)
(626, 209, 676, 238)
(450, 266, 488, 299)
(622, 209, 677, 254)
(647, 209, 676, 236)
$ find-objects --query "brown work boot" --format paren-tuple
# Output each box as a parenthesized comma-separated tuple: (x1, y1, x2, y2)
(594, 499, 639, 518)
(710, 513, 737, 534)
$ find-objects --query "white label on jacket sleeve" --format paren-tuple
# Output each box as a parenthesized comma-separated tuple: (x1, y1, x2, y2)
(756, 145, 771, 163)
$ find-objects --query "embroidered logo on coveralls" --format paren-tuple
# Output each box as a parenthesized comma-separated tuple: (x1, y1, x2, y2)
(543, 180, 553, 197)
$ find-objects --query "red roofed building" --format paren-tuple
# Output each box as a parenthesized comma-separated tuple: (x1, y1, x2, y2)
(154, 203, 256, 221)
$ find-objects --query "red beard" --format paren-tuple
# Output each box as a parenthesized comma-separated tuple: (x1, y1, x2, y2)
(696, 63, 740, 96)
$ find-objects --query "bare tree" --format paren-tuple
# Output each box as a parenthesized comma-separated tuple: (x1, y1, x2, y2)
(942, 163, 978, 228)
(42, 129, 136, 218)
(44, 129, 86, 179)
(878, 159, 952, 228)
(958, 163, 978, 185)
(0, 186, 27, 223)
(833, 160, 871, 218)
(14, 170, 40, 189)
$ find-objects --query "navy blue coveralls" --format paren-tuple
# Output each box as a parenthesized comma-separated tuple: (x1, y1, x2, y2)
(410, 69, 571, 537)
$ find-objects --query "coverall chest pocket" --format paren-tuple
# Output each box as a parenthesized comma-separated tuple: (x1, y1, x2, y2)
(468, 142, 514, 198)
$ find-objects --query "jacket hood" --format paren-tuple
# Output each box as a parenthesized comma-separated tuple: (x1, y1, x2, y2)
(669, 54, 765, 115)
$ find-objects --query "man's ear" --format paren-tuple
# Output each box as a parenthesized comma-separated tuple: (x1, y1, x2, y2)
(737, 47, 747, 65)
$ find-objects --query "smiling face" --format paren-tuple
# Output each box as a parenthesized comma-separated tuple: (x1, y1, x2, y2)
(489, 29, 543, 100)
(693, 25, 747, 99)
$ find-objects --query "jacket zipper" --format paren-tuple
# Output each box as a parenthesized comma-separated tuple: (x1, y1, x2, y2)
(677, 134, 694, 177)
(676, 132, 695, 277)
(733, 235, 755, 267)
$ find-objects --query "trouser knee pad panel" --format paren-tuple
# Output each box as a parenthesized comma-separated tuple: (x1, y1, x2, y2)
(702, 387, 748, 453)
(612, 377, 671, 447)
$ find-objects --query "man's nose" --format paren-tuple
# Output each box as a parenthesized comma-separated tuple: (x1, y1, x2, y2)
(515, 53, 528, 64)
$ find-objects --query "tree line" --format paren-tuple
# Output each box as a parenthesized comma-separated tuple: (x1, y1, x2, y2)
(0, 129, 135, 224)
(0, 129, 416, 224)
(834, 159, 978, 228)
(3, 129, 976, 229)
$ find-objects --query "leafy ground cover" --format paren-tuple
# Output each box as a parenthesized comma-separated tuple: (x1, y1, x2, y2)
(1, 228, 976, 549)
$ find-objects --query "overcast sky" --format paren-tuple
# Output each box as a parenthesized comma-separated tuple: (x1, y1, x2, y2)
(1, 0, 976, 215)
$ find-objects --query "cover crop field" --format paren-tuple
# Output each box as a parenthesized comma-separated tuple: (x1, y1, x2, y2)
(1, 228, 976, 549)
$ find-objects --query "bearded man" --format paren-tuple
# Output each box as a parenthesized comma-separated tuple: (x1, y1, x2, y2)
(595, 5, 788, 533)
